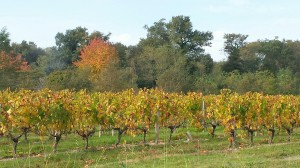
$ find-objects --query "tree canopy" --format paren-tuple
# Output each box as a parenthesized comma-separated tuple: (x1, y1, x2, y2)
(1, 15, 300, 94)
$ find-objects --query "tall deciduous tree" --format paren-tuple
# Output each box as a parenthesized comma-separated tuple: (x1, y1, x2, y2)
(276, 68, 296, 94)
(135, 16, 214, 90)
(141, 16, 213, 57)
(36, 47, 68, 74)
(55, 27, 89, 64)
(258, 38, 293, 74)
(135, 45, 193, 92)
(11, 41, 45, 65)
(239, 41, 263, 72)
(167, 16, 213, 57)
(141, 16, 213, 70)
(0, 52, 30, 71)
(222, 33, 248, 73)
(46, 68, 92, 91)
(0, 51, 31, 89)
(74, 38, 117, 75)
(55, 27, 111, 65)
(0, 27, 11, 52)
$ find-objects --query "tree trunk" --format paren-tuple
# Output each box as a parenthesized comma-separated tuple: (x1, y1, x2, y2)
(10, 133, 23, 156)
(229, 129, 236, 148)
(249, 130, 254, 146)
(84, 137, 89, 150)
(142, 128, 147, 144)
(286, 128, 292, 142)
(21, 127, 30, 143)
(13, 140, 18, 156)
(116, 130, 121, 147)
(76, 128, 95, 150)
(53, 134, 61, 153)
(168, 124, 181, 143)
(168, 127, 175, 144)
(211, 123, 217, 138)
(24, 131, 28, 142)
(269, 128, 275, 144)
(115, 128, 127, 147)
(168, 124, 181, 144)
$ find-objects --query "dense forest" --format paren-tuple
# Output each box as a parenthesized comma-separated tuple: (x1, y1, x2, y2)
(1, 15, 299, 94)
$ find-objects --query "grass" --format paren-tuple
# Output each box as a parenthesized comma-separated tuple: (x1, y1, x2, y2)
(1, 126, 300, 167)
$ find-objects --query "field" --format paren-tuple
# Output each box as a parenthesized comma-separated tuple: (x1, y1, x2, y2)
(1, 127, 300, 168)
(1, 89, 300, 167)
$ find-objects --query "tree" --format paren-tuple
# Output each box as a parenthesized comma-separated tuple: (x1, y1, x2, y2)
(74, 38, 117, 75)
(141, 19, 169, 47)
(258, 38, 294, 74)
(276, 68, 297, 94)
(195, 61, 227, 94)
(11, 41, 45, 65)
(167, 16, 213, 57)
(135, 16, 214, 90)
(139, 16, 214, 81)
(55, 27, 89, 64)
(134, 46, 159, 88)
(46, 68, 92, 91)
(141, 16, 213, 58)
(55, 27, 111, 65)
(89, 31, 111, 42)
(222, 33, 248, 73)
(154, 45, 193, 92)
(92, 64, 137, 92)
(114, 42, 128, 67)
(286, 40, 300, 74)
(239, 41, 263, 72)
(0, 27, 11, 52)
(0, 52, 30, 71)
(0, 51, 31, 89)
(41, 47, 68, 74)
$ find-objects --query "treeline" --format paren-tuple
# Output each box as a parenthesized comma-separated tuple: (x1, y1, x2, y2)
(1, 15, 300, 94)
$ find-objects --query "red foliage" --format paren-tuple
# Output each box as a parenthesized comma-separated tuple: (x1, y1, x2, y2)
(0, 51, 31, 71)
(73, 38, 117, 73)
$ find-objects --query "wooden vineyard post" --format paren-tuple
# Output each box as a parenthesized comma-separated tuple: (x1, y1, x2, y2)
(155, 111, 160, 144)
(185, 131, 193, 142)
(108, 125, 115, 136)
(202, 101, 207, 131)
(98, 125, 102, 138)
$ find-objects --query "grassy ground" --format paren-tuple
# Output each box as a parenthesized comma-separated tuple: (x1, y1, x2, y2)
(1, 127, 300, 167)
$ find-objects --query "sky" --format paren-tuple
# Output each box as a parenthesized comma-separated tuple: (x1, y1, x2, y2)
(1, 0, 300, 61)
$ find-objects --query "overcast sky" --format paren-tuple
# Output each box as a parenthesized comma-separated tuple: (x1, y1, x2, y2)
(1, 0, 300, 61)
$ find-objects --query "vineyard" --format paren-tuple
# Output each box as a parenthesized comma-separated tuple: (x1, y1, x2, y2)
(1, 89, 300, 153)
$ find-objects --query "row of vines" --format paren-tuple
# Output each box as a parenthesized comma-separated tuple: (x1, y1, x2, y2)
(0, 89, 299, 155)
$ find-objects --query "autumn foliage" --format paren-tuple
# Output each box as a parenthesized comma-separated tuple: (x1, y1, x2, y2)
(0, 51, 30, 71)
(73, 38, 117, 73)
